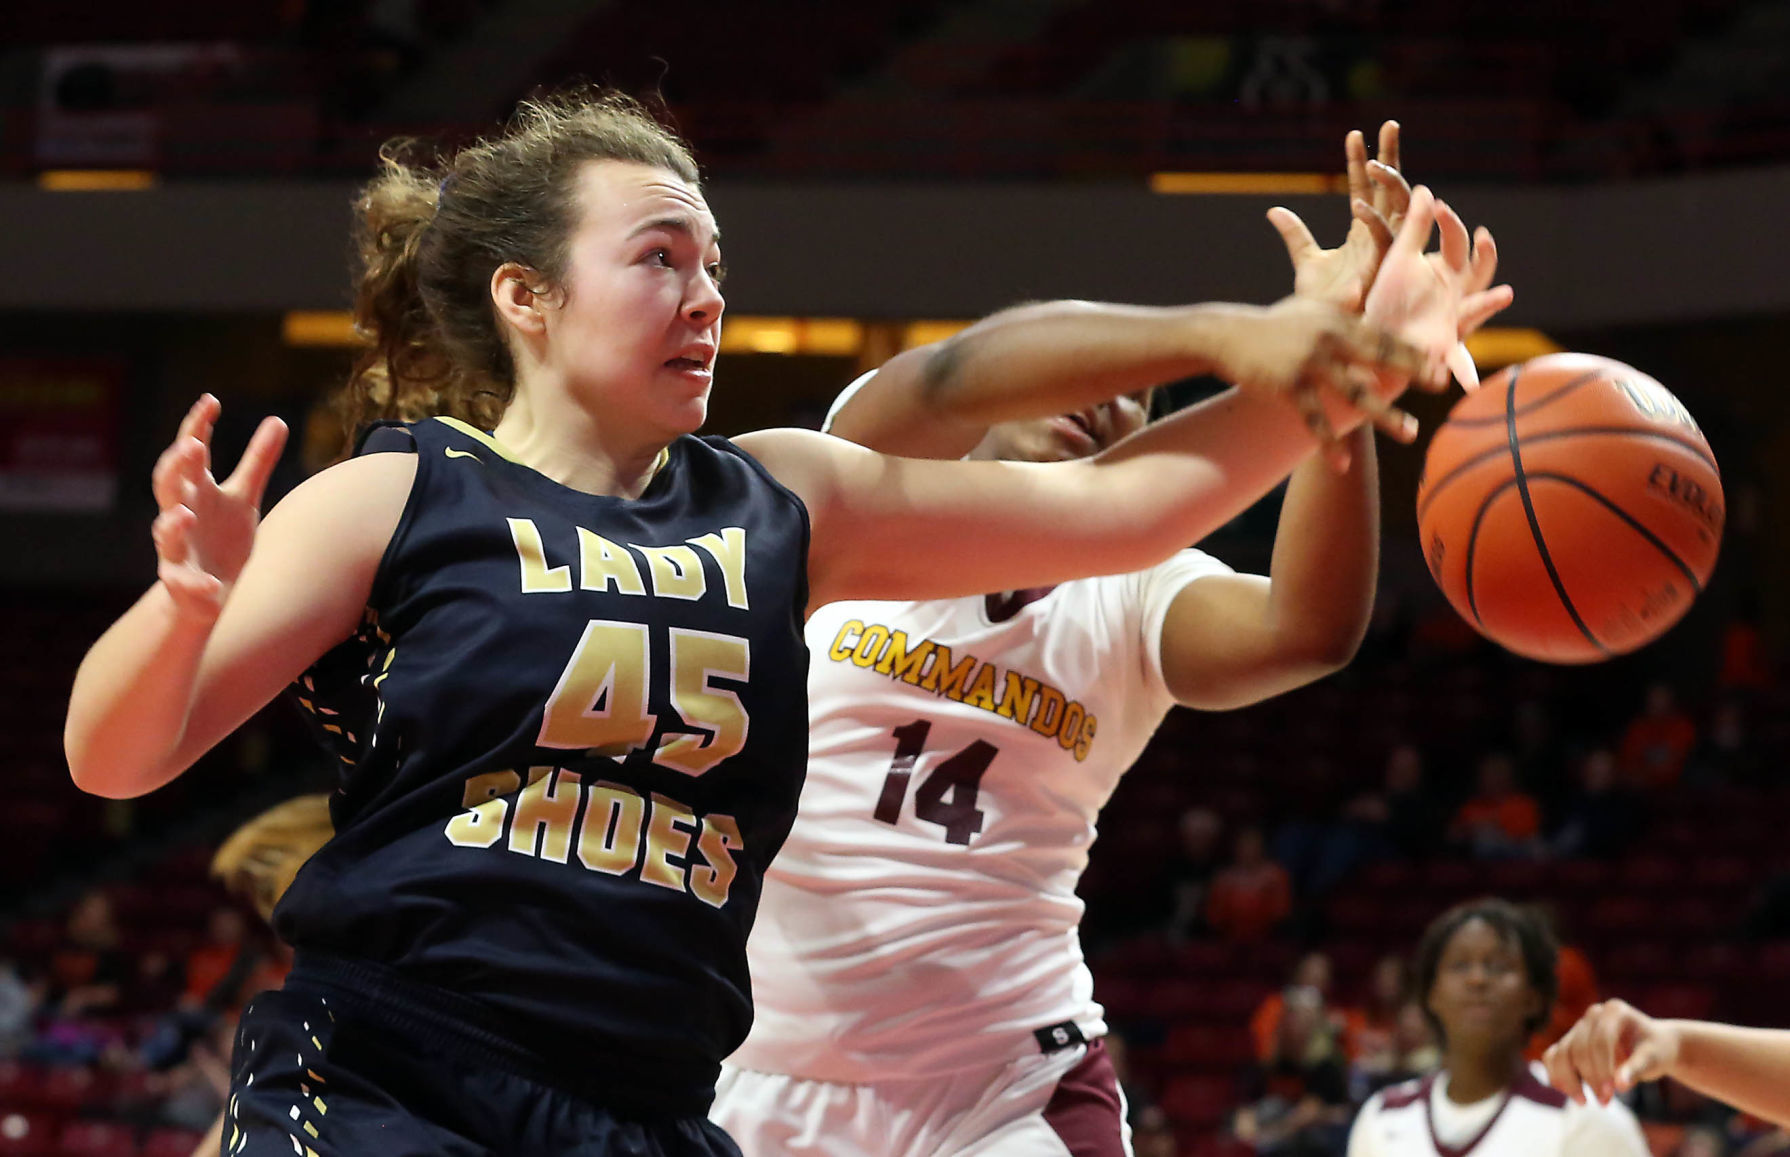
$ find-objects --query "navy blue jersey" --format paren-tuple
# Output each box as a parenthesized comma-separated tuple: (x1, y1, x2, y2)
(274, 416, 810, 1107)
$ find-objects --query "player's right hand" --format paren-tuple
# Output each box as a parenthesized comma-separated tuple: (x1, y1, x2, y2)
(150, 395, 288, 620)
(1542, 998, 1682, 1105)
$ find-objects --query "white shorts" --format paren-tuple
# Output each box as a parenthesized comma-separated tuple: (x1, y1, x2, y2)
(710, 1039, 1132, 1157)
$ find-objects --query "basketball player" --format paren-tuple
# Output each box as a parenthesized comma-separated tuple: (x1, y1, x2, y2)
(1544, 1000, 1790, 1129)
(1348, 900, 1648, 1157)
(712, 124, 1510, 1157)
(64, 91, 1486, 1155)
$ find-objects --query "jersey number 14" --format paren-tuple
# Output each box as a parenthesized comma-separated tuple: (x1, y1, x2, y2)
(872, 720, 996, 846)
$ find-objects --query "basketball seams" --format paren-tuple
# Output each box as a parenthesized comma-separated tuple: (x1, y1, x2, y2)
(1522, 473, 1706, 595)
(1441, 370, 1603, 427)
(1461, 479, 1521, 628)
(1503, 375, 1609, 656)
(1417, 428, 1719, 523)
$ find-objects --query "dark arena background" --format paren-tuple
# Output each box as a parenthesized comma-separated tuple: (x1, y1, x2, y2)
(4, 2, 1790, 1155)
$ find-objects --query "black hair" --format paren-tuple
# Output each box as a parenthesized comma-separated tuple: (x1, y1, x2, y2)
(1413, 898, 1558, 1048)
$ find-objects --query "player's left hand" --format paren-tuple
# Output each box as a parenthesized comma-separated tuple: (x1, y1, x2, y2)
(1270, 121, 1412, 315)
(1542, 998, 1681, 1106)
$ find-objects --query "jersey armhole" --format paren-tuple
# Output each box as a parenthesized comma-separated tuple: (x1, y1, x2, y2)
(356, 422, 425, 612)
(703, 435, 814, 625)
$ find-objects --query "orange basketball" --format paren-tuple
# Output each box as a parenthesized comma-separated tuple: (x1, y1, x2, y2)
(1416, 353, 1723, 664)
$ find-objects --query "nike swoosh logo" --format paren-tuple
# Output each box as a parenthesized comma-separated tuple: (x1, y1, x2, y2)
(444, 448, 481, 462)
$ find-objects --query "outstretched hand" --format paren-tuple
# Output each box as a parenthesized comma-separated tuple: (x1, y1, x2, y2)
(1269, 121, 1413, 315)
(1362, 186, 1513, 389)
(150, 395, 289, 619)
(1542, 999, 1681, 1106)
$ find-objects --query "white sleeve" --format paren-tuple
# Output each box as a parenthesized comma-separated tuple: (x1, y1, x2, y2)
(821, 371, 880, 434)
(1346, 1095, 1383, 1157)
(1560, 1099, 1651, 1157)
(1134, 548, 1238, 699)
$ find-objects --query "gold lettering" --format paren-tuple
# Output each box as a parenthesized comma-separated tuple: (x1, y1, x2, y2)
(922, 646, 977, 699)
(508, 518, 571, 594)
(537, 620, 656, 755)
(688, 528, 749, 610)
(641, 794, 698, 892)
(576, 782, 646, 875)
(1057, 702, 1086, 751)
(576, 528, 647, 596)
(874, 631, 934, 684)
(655, 630, 751, 776)
(996, 672, 1039, 723)
(444, 769, 522, 848)
(507, 767, 582, 863)
(961, 662, 1000, 710)
(689, 814, 744, 909)
(639, 545, 707, 601)
(1074, 714, 1099, 762)
(851, 624, 890, 669)
(829, 620, 865, 663)
(1031, 685, 1066, 738)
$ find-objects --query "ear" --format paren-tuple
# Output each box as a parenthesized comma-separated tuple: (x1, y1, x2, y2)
(491, 262, 548, 337)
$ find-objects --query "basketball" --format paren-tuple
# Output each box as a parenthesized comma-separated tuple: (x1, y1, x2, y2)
(1416, 353, 1723, 664)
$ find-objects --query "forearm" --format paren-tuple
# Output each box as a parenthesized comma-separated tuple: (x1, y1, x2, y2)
(1668, 1021, 1790, 1127)
(1261, 426, 1379, 666)
(65, 584, 214, 798)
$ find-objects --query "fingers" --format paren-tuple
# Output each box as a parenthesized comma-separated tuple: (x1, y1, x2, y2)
(1467, 225, 1500, 295)
(1543, 1037, 1588, 1106)
(1365, 161, 1413, 226)
(1347, 376, 1420, 442)
(1457, 285, 1516, 338)
(1389, 185, 1437, 261)
(1616, 1039, 1664, 1092)
(151, 506, 224, 612)
(1344, 129, 1371, 208)
(151, 503, 195, 568)
(1291, 383, 1343, 461)
(222, 416, 290, 510)
(1267, 206, 1320, 268)
(1334, 317, 1437, 387)
(1350, 198, 1395, 255)
(1446, 342, 1480, 391)
(176, 393, 221, 449)
(151, 436, 207, 513)
(1435, 199, 1471, 271)
(1377, 119, 1401, 176)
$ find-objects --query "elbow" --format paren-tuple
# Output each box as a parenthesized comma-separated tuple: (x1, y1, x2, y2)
(64, 732, 157, 800)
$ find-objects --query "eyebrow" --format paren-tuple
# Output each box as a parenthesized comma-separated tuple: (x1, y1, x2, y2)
(629, 215, 721, 248)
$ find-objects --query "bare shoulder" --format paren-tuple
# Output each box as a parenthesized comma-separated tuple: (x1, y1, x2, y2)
(257, 450, 418, 558)
(733, 427, 872, 503)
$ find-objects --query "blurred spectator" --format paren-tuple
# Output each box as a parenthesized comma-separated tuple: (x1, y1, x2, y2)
(1447, 753, 1542, 859)
(1676, 1125, 1729, 1157)
(1380, 743, 1446, 860)
(1511, 698, 1569, 802)
(1717, 615, 1771, 692)
(1528, 903, 1599, 1058)
(1353, 1001, 1441, 1101)
(182, 908, 259, 1011)
(1208, 825, 1292, 943)
(1619, 683, 1698, 790)
(0, 957, 39, 1058)
(1251, 953, 1345, 1063)
(1165, 807, 1226, 943)
(1132, 1103, 1179, 1157)
(1235, 986, 1351, 1157)
(1687, 699, 1761, 789)
(1344, 955, 1410, 1065)
(28, 891, 128, 1066)
(144, 1015, 233, 1132)
(1550, 748, 1642, 859)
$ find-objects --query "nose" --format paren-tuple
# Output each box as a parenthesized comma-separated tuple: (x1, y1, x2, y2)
(685, 269, 725, 326)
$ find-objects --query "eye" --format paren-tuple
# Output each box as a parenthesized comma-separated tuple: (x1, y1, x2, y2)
(707, 261, 727, 285)
(647, 248, 674, 267)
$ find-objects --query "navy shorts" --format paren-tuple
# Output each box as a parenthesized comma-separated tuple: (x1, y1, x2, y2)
(223, 988, 742, 1157)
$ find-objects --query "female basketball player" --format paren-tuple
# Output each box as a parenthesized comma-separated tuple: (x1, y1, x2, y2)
(65, 92, 1488, 1156)
(1348, 900, 1648, 1157)
(711, 124, 1508, 1157)
(1545, 1000, 1790, 1129)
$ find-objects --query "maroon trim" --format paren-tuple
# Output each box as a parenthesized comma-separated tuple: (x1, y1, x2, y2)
(1510, 1067, 1569, 1110)
(1042, 1039, 1128, 1157)
(1423, 1073, 1516, 1157)
(1380, 1074, 1432, 1111)
(985, 587, 1056, 623)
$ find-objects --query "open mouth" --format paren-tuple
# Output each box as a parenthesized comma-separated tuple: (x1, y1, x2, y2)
(665, 356, 711, 373)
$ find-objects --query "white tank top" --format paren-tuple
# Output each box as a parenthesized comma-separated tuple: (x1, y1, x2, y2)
(730, 549, 1232, 1080)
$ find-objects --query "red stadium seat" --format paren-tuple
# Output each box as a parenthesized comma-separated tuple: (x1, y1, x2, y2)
(34, 1071, 103, 1118)
(139, 1130, 205, 1157)
(1601, 941, 1675, 983)
(0, 1112, 58, 1157)
(1160, 1073, 1237, 1129)
(1642, 984, 1716, 1021)
(0, 1063, 44, 1113)
(55, 1120, 134, 1157)
(1163, 1023, 1255, 1071)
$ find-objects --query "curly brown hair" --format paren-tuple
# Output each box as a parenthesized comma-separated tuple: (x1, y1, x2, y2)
(340, 87, 699, 445)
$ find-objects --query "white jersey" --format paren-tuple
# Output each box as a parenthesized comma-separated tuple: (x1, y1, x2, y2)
(1347, 1066, 1649, 1157)
(730, 549, 1232, 1082)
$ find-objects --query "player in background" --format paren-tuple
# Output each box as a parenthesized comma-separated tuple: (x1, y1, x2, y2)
(64, 90, 1493, 1156)
(1348, 900, 1648, 1157)
(1544, 1000, 1790, 1129)
(712, 125, 1509, 1156)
